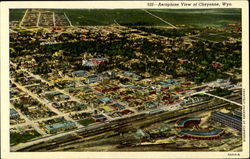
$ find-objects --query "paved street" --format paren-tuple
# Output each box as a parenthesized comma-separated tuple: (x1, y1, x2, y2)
(10, 103, 46, 135)
(10, 73, 82, 128)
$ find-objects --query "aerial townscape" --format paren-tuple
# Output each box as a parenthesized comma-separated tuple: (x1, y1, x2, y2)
(9, 9, 242, 152)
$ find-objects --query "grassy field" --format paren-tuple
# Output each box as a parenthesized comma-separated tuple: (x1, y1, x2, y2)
(148, 9, 241, 28)
(10, 131, 41, 145)
(56, 9, 166, 26)
(9, 9, 26, 22)
(9, 9, 241, 27)
(78, 118, 95, 126)
(59, 9, 242, 27)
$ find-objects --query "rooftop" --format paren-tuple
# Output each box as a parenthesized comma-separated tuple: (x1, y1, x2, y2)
(10, 109, 18, 115)
(92, 114, 106, 119)
(100, 97, 111, 103)
(44, 121, 76, 131)
(212, 111, 242, 123)
(178, 129, 224, 137)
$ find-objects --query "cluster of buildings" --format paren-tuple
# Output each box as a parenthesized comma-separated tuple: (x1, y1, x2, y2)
(176, 108, 242, 141)
(181, 95, 209, 106)
(82, 58, 108, 67)
(10, 108, 25, 125)
(39, 12, 54, 27)
(21, 10, 38, 26)
(10, 81, 56, 120)
(55, 13, 70, 26)
(176, 117, 226, 140)
(39, 117, 76, 134)
(9, 17, 242, 146)
(20, 9, 71, 28)
(10, 52, 241, 142)
(210, 110, 242, 133)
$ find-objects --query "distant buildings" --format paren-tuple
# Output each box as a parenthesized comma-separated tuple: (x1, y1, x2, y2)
(94, 84, 119, 93)
(10, 109, 20, 120)
(217, 78, 230, 83)
(212, 61, 223, 67)
(85, 75, 100, 84)
(40, 41, 59, 46)
(72, 70, 87, 77)
(181, 96, 209, 106)
(123, 71, 141, 80)
(112, 103, 126, 110)
(121, 109, 134, 115)
(158, 79, 180, 89)
(178, 59, 189, 64)
(51, 102, 61, 108)
(220, 84, 234, 89)
(59, 94, 70, 100)
(210, 111, 242, 132)
(102, 71, 116, 79)
(92, 114, 107, 122)
(145, 102, 157, 109)
(148, 125, 171, 135)
(99, 97, 112, 104)
(82, 58, 107, 67)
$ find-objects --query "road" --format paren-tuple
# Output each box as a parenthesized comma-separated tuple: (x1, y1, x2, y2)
(11, 79, 81, 126)
(65, 75, 138, 118)
(191, 90, 242, 106)
(142, 9, 177, 28)
(53, 12, 56, 26)
(10, 63, 82, 128)
(10, 103, 46, 135)
(19, 9, 28, 27)
(9, 61, 242, 151)
(64, 12, 73, 27)
(203, 92, 242, 106)
(16, 97, 234, 152)
(37, 11, 41, 27)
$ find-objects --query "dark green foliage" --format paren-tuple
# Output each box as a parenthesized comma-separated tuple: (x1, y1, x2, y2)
(9, 9, 26, 21)
(147, 9, 241, 28)
(10, 131, 41, 145)
(78, 118, 95, 126)
(209, 87, 233, 96)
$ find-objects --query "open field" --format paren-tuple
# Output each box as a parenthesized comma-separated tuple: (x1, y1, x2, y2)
(10, 9, 241, 27)
(10, 130, 41, 146)
(147, 9, 241, 27)
(56, 9, 166, 26)
(9, 9, 26, 22)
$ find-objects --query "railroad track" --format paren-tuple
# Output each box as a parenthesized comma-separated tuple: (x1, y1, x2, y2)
(19, 97, 238, 152)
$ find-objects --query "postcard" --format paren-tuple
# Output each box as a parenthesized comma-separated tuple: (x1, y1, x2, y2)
(0, 1, 249, 159)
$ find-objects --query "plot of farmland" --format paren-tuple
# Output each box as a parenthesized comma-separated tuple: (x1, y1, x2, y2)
(9, 9, 26, 22)
(10, 9, 241, 28)
(147, 9, 241, 28)
(55, 9, 241, 27)
(55, 9, 167, 26)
